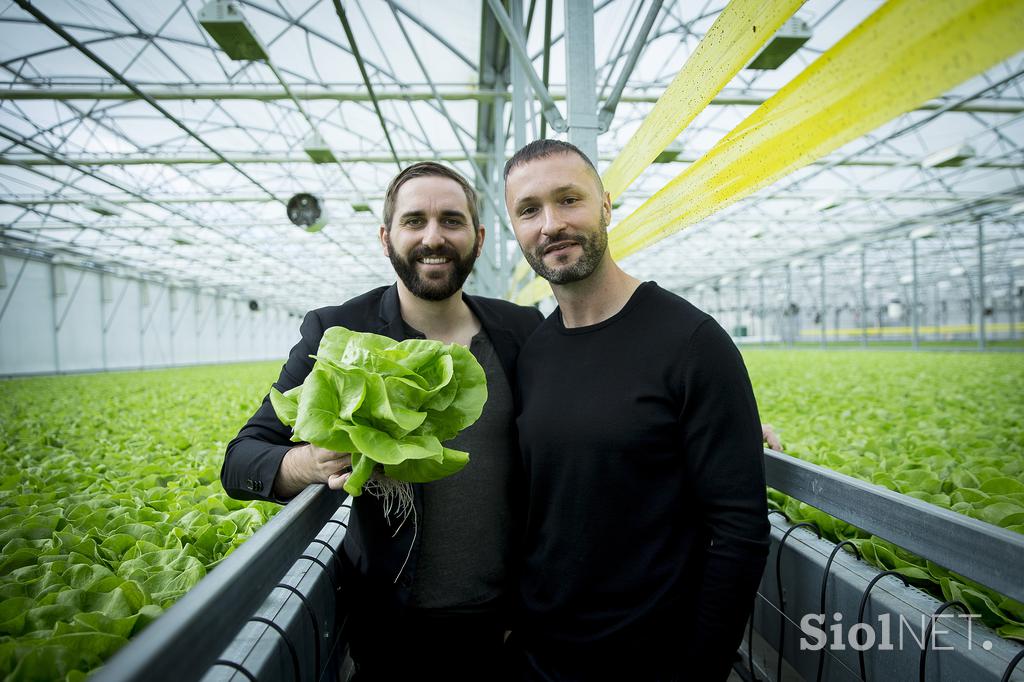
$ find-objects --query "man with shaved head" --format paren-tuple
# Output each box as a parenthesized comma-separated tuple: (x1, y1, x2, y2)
(503, 140, 771, 681)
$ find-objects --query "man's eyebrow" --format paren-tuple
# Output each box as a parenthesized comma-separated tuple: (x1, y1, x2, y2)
(398, 209, 468, 221)
(513, 184, 585, 209)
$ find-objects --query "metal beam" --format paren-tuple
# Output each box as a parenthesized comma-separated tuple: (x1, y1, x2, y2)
(331, 0, 401, 171)
(5, 153, 1020, 169)
(385, 1, 477, 71)
(5, 189, 996, 205)
(668, 188, 1024, 291)
(563, 0, 599, 161)
(598, 0, 665, 132)
(484, 0, 567, 133)
(6, 87, 1022, 113)
(10, 0, 279, 204)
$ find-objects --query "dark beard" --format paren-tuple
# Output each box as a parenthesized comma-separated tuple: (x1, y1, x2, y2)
(524, 212, 608, 284)
(387, 240, 478, 301)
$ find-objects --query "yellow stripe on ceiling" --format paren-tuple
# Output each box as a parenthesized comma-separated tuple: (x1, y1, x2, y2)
(510, 0, 801, 301)
(606, 0, 1024, 262)
(601, 0, 803, 202)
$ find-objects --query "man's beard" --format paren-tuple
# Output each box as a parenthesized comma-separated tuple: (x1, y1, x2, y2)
(387, 238, 478, 302)
(524, 210, 608, 285)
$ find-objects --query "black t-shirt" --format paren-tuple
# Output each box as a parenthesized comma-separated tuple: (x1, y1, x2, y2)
(514, 282, 770, 677)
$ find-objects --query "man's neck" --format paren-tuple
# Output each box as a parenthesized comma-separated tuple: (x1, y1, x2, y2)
(395, 282, 480, 344)
(552, 257, 642, 328)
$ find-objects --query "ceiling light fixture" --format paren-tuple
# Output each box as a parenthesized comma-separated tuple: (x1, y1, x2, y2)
(198, 0, 269, 61)
(747, 17, 812, 70)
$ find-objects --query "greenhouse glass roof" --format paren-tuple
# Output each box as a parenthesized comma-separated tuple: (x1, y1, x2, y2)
(1, 0, 1022, 314)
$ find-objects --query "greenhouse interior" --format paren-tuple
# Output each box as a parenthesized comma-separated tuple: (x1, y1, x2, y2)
(0, 0, 1022, 680)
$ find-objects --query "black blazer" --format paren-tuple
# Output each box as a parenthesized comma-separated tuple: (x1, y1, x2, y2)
(222, 284, 543, 603)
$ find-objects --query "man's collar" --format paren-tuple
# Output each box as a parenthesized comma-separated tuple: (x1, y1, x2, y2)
(376, 282, 510, 341)
(378, 282, 402, 324)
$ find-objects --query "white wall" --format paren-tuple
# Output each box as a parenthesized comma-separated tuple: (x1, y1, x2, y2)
(0, 254, 299, 376)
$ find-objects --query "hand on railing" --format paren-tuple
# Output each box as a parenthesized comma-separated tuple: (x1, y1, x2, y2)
(762, 423, 783, 451)
(274, 444, 352, 498)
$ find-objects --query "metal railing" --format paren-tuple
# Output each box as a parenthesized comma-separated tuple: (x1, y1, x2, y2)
(763, 450, 1024, 604)
(93, 486, 348, 682)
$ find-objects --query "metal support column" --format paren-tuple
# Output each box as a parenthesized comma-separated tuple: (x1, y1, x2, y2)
(489, 89, 508, 298)
(860, 248, 868, 348)
(100, 273, 109, 370)
(563, 0, 598, 163)
(786, 265, 794, 347)
(978, 222, 986, 351)
(1011, 268, 1017, 341)
(912, 239, 920, 350)
(511, 0, 527, 150)
(735, 276, 742, 338)
(50, 262, 61, 373)
(759, 274, 766, 347)
(819, 256, 827, 349)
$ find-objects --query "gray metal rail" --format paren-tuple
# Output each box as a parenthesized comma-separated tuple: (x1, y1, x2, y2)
(764, 450, 1024, 605)
(93, 486, 348, 682)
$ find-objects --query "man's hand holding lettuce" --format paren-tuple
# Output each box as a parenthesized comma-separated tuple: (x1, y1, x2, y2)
(270, 326, 487, 497)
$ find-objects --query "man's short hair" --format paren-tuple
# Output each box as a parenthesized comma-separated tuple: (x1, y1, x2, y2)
(503, 139, 602, 189)
(383, 162, 480, 230)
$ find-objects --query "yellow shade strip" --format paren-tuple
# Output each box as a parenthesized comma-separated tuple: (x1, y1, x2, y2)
(512, 275, 552, 305)
(607, 0, 1024, 262)
(509, 0, 800, 301)
(601, 0, 802, 202)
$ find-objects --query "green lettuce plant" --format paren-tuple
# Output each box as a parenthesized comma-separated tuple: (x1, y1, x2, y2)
(270, 327, 487, 497)
(744, 349, 1024, 640)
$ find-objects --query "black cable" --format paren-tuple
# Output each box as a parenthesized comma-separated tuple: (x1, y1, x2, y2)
(1001, 647, 1024, 682)
(274, 583, 321, 678)
(211, 660, 257, 682)
(309, 538, 343, 565)
(816, 541, 861, 682)
(855, 570, 909, 681)
(249, 616, 301, 682)
(775, 522, 821, 682)
(918, 600, 968, 682)
(300, 554, 340, 593)
(753, 509, 787, 681)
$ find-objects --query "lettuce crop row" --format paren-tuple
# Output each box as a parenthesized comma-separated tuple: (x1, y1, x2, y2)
(0, 363, 281, 681)
(743, 350, 1024, 641)
(2, 350, 1022, 680)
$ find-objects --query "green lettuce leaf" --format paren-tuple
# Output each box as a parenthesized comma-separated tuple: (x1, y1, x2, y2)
(272, 327, 487, 496)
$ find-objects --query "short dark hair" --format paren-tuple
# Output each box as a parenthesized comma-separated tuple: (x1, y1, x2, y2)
(503, 139, 602, 188)
(383, 162, 480, 231)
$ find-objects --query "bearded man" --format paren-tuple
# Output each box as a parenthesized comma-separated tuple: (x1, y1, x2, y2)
(503, 140, 771, 682)
(222, 162, 542, 680)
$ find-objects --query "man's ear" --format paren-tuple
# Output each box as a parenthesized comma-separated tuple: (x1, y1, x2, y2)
(602, 191, 612, 223)
(475, 225, 486, 258)
(379, 225, 390, 256)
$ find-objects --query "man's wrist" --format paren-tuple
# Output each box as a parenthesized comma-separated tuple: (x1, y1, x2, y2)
(274, 443, 310, 498)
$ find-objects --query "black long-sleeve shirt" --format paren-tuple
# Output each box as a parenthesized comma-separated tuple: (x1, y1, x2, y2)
(514, 282, 769, 680)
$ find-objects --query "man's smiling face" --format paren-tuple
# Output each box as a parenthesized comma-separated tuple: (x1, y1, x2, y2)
(382, 175, 483, 301)
(505, 152, 610, 285)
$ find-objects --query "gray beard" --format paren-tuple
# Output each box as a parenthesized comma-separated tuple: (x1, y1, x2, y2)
(524, 214, 608, 284)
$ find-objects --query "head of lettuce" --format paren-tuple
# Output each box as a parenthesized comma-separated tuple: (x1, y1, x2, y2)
(270, 326, 487, 497)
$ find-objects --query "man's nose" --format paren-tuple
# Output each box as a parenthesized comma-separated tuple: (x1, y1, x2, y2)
(539, 205, 563, 238)
(422, 220, 445, 248)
